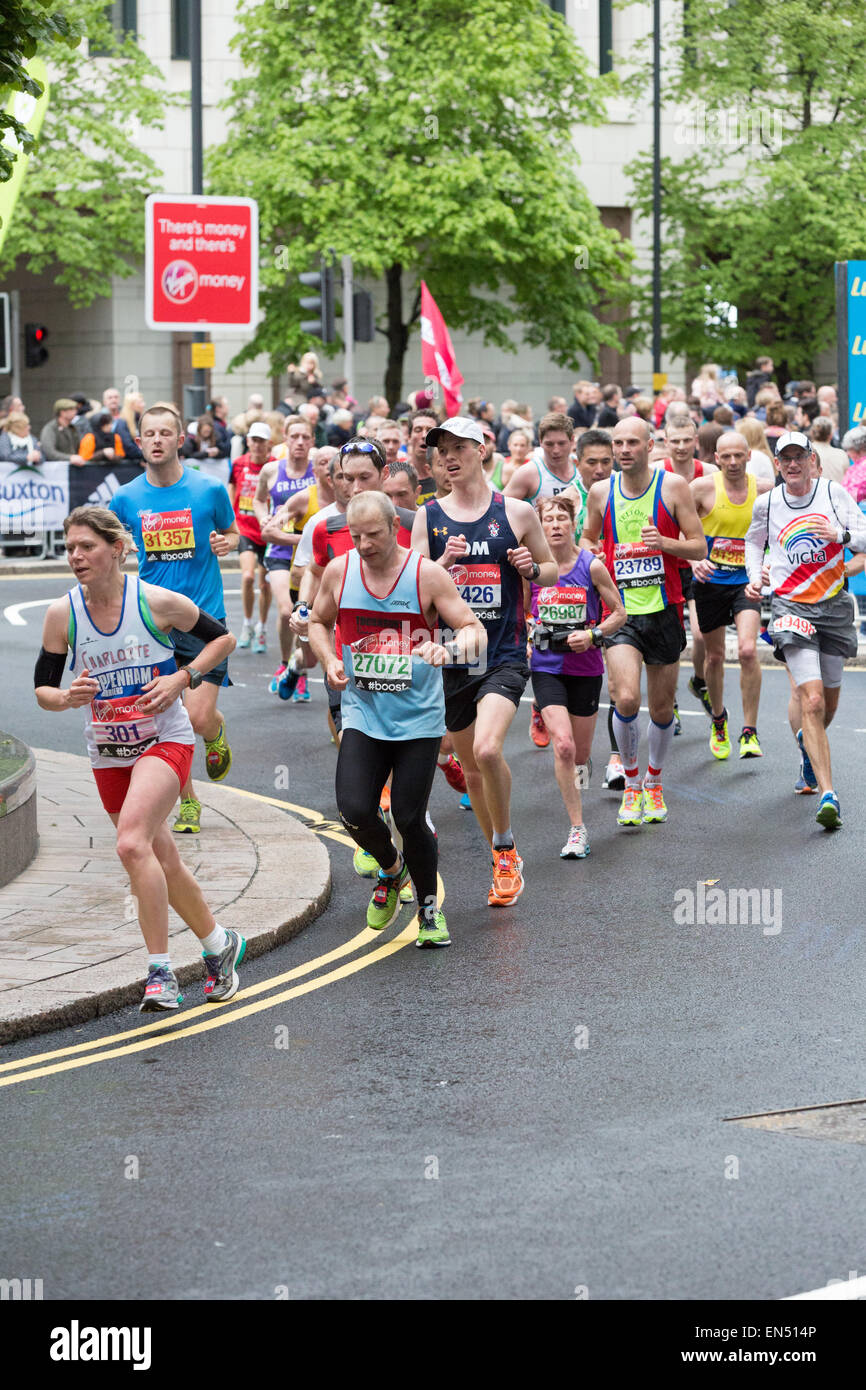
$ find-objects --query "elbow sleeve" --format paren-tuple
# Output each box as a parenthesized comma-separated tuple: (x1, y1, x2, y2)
(34, 648, 67, 688)
(187, 609, 229, 643)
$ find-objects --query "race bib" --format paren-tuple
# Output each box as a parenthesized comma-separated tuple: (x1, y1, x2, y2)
(450, 563, 501, 619)
(613, 542, 664, 589)
(140, 508, 195, 563)
(89, 696, 158, 761)
(537, 585, 587, 625)
(774, 613, 817, 639)
(239, 490, 255, 513)
(710, 536, 746, 570)
(350, 632, 413, 693)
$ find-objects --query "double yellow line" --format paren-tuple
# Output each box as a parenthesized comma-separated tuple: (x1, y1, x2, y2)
(0, 788, 426, 1090)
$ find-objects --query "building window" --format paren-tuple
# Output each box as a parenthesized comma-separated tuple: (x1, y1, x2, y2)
(172, 0, 191, 61)
(599, 0, 613, 74)
(546, 0, 567, 15)
(92, 0, 137, 53)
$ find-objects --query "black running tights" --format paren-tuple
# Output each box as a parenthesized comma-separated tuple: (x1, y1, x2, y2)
(335, 729, 440, 911)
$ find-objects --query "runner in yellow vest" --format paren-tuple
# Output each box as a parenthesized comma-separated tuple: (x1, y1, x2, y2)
(690, 433, 773, 760)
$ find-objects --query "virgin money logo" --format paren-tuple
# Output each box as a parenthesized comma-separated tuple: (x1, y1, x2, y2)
(162, 260, 198, 303)
(140, 512, 160, 533)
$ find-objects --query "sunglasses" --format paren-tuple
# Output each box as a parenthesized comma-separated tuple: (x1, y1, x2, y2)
(339, 441, 378, 457)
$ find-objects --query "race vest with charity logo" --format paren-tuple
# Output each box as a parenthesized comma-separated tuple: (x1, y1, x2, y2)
(530, 548, 603, 678)
(425, 491, 526, 667)
(602, 471, 683, 615)
(766, 478, 846, 604)
(337, 548, 444, 741)
(68, 576, 193, 769)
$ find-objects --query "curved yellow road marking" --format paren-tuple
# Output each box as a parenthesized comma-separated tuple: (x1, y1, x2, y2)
(0, 786, 442, 1085)
(0, 922, 417, 1088)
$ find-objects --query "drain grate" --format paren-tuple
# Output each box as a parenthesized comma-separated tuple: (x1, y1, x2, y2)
(726, 1100, 866, 1144)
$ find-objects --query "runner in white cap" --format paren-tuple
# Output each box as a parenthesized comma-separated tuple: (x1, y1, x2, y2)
(745, 430, 866, 828)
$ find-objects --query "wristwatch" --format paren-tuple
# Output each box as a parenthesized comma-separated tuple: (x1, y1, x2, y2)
(591, 628, 606, 649)
(842, 529, 851, 546)
(186, 666, 203, 690)
(530, 561, 541, 581)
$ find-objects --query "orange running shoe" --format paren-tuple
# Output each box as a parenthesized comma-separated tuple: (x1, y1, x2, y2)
(379, 784, 391, 814)
(439, 754, 466, 794)
(488, 847, 524, 907)
(529, 704, 550, 748)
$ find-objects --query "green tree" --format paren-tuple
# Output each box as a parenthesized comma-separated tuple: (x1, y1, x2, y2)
(625, 0, 866, 380)
(209, 0, 632, 404)
(0, 2, 81, 186)
(0, 1, 175, 305)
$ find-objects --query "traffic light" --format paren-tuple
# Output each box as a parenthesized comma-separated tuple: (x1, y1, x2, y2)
(299, 259, 335, 343)
(353, 289, 375, 343)
(25, 322, 48, 368)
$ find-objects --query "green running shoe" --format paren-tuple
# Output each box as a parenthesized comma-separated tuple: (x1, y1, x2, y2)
(416, 909, 450, 948)
(739, 728, 763, 758)
(367, 863, 411, 932)
(173, 796, 201, 834)
(353, 845, 380, 878)
(204, 722, 232, 781)
(140, 965, 183, 1013)
(710, 713, 730, 760)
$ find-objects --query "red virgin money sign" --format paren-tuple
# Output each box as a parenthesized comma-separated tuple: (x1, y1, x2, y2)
(145, 194, 258, 331)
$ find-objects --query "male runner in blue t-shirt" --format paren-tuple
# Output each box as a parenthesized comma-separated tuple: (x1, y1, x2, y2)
(110, 404, 238, 834)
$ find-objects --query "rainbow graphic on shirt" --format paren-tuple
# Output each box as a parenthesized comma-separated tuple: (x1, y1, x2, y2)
(776, 513, 844, 602)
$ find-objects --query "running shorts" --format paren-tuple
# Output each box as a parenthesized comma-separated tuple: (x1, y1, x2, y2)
(93, 741, 194, 813)
(693, 580, 760, 634)
(530, 670, 603, 718)
(170, 623, 231, 688)
(264, 556, 294, 574)
(238, 536, 267, 565)
(606, 607, 686, 666)
(679, 566, 695, 603)
(771, 590, 858, 667)
(443, 663, 529, 733)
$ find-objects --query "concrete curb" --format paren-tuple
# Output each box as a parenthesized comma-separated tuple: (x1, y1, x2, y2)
(0, 752, 331, 1045)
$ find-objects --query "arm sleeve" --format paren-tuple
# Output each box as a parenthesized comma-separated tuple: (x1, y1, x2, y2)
(828, 482, 866, 551)
(187, 608, 229, 643)
(34, 647, 67, 688)
(745, 493, 771, 586)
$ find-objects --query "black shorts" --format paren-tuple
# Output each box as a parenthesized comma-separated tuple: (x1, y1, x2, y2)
(325, 675, 343, 734)
(531, 670, 603, 718)
(443, 663, 529, 733)
(238, 535, 267, 565)
(679, 566, 695, 603)
(170, 623, 232, 688)
(607, 606, 686, 666)
(264, 555, 294, 574)
(693, 580, 760, 634)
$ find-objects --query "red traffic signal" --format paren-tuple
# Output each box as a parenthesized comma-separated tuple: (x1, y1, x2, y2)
(25, 322, 49, 368)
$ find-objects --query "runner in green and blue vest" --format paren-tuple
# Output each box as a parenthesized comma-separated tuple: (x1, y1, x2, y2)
(582, 417, 705, 827)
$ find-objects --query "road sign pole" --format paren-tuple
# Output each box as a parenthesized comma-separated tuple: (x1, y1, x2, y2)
(342, 255, 354, 400)
(10, 290, 21, 401)
(190, 0, 207, 413)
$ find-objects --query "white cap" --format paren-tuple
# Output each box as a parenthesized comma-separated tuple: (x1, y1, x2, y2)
(248, 422, 271, 441)
(775, 430, 811, 456)
(425, 415, 484, 448)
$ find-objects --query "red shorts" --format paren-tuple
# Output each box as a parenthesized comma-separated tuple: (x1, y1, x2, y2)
(92, 742, 195, 814)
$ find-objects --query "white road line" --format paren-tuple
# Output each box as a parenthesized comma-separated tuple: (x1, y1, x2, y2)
(4, 587, 242, 626)
(783, 1274, 866, 1300)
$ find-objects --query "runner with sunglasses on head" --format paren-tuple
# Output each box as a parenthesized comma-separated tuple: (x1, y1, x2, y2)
(412, 416, 557, 907)
(309, 491, 484, 947)
(35, 507, 243, 1013)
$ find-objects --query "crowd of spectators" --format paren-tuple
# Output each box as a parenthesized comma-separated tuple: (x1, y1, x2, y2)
(3, 352, 865, 507)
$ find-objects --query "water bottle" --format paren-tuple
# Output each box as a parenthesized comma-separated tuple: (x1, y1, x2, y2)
(298, 601, 309, 643)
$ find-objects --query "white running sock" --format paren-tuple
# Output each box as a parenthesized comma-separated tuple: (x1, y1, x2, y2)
(613, 710, 640, 767)
(646, 717, 675, 780)
(200, 925, 229, 956)
(148, 953, 171, 971)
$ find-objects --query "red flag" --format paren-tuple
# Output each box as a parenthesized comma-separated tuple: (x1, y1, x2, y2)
(420, 281, 464, 417)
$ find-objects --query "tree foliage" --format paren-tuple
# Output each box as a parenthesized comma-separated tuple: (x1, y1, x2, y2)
(625, 0, 866, 378)
(0, 1, 81, 185)
(0, 1, 174, 306)
(209, 0, 632, 401)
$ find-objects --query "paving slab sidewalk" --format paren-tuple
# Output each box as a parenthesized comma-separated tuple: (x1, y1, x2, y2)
(0, 748, 331, 1044)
